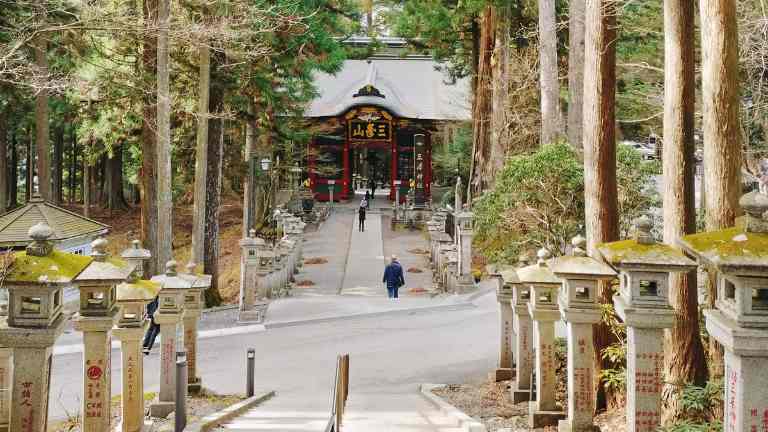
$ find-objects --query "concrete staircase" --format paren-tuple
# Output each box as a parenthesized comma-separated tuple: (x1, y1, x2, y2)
(214, 390, 481, 432)
(342, 392, 466, 432)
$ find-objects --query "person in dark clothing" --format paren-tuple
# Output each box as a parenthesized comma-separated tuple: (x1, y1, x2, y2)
(358, 204, 367, 232)
(365, 190, 371, 204)
(142, 296, 160, 355)
(382, 255, 405, 299)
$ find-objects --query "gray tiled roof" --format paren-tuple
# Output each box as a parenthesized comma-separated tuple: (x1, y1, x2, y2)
(306, 58, 471, 120)
(0, 196, 110, 247)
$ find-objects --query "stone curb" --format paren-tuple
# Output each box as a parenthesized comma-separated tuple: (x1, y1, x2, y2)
(419, 383, 487, 432)
(465, 285, 495, 303)
(264, 302, 476, 330)
(183, 390, 275, 432)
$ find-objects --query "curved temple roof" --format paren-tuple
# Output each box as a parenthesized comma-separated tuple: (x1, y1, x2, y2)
(306, 58, 471, 121)
(0, 196, 110, 247)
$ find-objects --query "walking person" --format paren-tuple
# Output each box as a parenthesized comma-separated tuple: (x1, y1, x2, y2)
(358, 201, 367, 232)
(142, 295, 160, 355)
(383, 255, 405, 299)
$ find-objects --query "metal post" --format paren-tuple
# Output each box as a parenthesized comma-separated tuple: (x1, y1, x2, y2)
(247, 348, 256, 397)
(175, 352, 188, 432)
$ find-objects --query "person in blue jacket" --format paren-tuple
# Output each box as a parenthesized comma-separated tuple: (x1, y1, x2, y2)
(142, 295, 160, 355)
(382, 255, 405, 299)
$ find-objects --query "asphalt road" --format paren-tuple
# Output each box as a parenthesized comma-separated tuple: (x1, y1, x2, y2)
(48, 291, 499, 421)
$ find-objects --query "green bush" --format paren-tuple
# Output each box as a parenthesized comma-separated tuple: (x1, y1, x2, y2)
(473, 142, 658, 263)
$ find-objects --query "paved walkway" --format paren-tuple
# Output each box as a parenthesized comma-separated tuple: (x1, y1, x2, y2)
(343, 392, 464, 432)
(341, 210, 386, 296)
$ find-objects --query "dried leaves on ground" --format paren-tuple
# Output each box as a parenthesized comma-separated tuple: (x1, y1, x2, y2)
(407, 267, 424, 273)
(296, 279, 316, 286)
(304, 257, 329, 265)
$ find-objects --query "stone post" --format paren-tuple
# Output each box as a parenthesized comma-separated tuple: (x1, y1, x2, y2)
(149, 261, 190, 418)
(492, 269, 514, 382)
(598, 216, 696, 432)
(550, 235, 617, 432)
(180, 262, 211, 394)
(0, 348, 10, 431)
(0, 222, 92, 432)
(112, 327, 145, 432)
(677, 188, 768, 432)
(518, 249, 565, 427)
(239, 231, 270, 323)
(73, 238, 133, 432)
(328, 179, 335, 205)
(455, 209, 475, 293)
(509, 272, 534, 403)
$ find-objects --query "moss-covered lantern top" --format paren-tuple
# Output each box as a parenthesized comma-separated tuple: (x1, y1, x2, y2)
(74, 238, 134, 317)
(116, 276, 160, 327)
(550, 235, 616, 310)
(150, 260, 192, 315)
(5, 222, 93, 328)
(517, 248, 561, 311)
(598, 216, 696, 309)
(679, 189, 768, 328)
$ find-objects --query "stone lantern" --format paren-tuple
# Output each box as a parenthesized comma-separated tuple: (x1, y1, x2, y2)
(149, 260, 191, 418)
(491, 265, 515, 382)
(73, 237, 134, 432)
(550, 235, 617, 432)
(504, 267, 534, 404)
(179, 262, 212, 393)
(121, 239, 152, 279)
(678, 188, 768, 432)
(238, 230, 271, 323)
(0, 222, 92, 432)
(114, 270, 159, 432)
(517, 248, 566, 427)
(598, 216, 696, 432)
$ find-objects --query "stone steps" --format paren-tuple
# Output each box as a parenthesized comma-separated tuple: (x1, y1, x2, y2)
(342, 393, 465, 432)
(214, 396, 331, 432)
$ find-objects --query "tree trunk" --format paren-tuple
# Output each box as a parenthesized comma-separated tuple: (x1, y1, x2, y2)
(488, 3, 511, 178)
(243, 102, 257, 236)
(34, 37, 51, 200)
(9, 132, 17, 208)
(69, 128, 76, 203)
(191, 43, 210, 265)
(0, 112, 7, 213)
(567, 0, 586, 150)
(106, 144, 128, 211)
(141, 0, 159, 274)
(661, 0, 708, 423)
(156, 0, 173, 269)
(203, 51, 225, 307)
(26, 130, 32, 202)
(539, 0, 562, 145)
(469, 5, 496, 199)
(83, 139, 91, 217)
(583, 0, 619, 410)
(52, 124, 63, 204)
(699, 0, 741, 381)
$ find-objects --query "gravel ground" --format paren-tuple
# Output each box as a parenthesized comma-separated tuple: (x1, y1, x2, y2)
(48, 390, 245, 432)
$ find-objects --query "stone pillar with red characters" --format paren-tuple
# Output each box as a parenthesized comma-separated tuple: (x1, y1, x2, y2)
(73, 238, 133, 431)
(598, 216, 696, 432)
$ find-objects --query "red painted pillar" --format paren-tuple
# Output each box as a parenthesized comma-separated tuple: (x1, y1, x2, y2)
(342, 138, 350, 200)
(390, 126, 398, 201)
(425, 132, 432, 202)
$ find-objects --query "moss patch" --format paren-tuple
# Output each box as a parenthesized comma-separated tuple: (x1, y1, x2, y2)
(681, 227, 768, 258)
(8, 250, 92, 283)
(597, 239, 687, 265)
